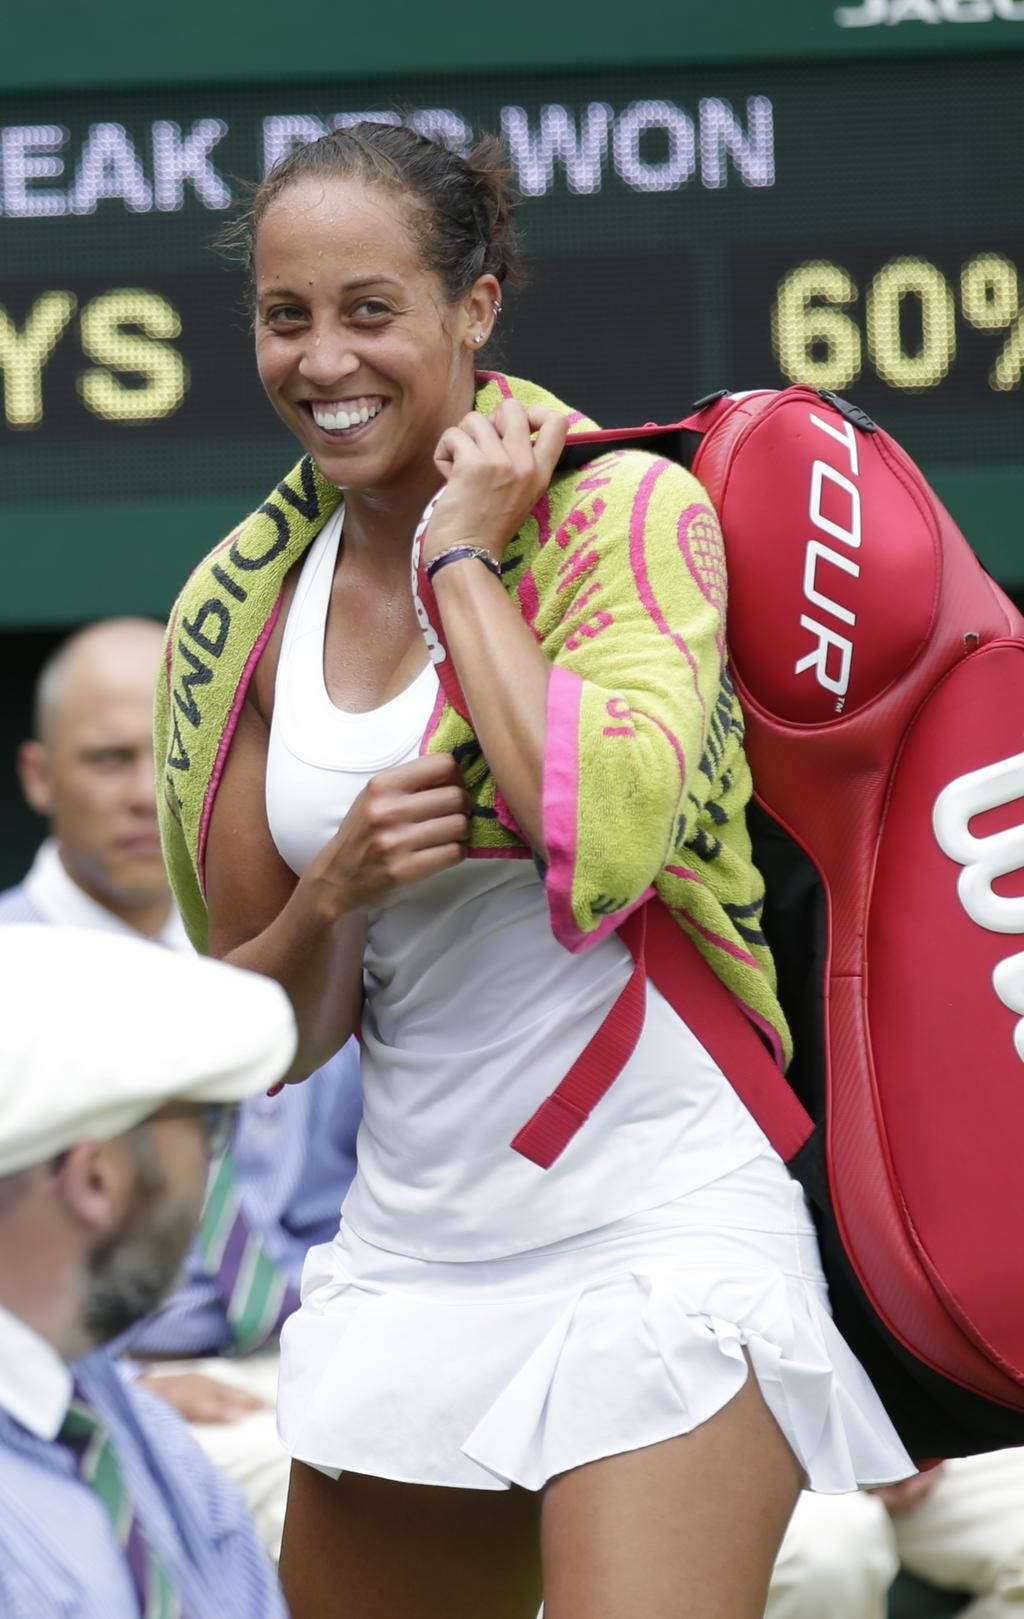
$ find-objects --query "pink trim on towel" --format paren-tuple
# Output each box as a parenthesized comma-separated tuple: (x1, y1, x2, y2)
(543, 665, 584, 946)
(741, 1002, 788, 1068)
(475, 369, 513, 399)
(197, 589, 284, 894)
(541, 668, 653, 950)
(467, 845, 532, 860)
(163, 604, 180, 687)
(629, 463, 708, 728)
(560, 888, 654, 953)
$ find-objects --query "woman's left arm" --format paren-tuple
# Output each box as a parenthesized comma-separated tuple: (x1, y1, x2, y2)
(426, 401, 737, 954)
(425, 401, 569, 855)
(427, 565, 553, 853)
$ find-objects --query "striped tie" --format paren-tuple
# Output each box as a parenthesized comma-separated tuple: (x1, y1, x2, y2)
(60, 1387, 183, 1619)
(198, 1151, 300, 1354)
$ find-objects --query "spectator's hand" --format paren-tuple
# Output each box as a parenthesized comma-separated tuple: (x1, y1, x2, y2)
(137, 1370, 271, 1424)
(869, 1465, 945, 1515)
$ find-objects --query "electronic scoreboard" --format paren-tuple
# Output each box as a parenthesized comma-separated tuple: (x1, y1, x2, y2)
(1, 48, 1022, 619)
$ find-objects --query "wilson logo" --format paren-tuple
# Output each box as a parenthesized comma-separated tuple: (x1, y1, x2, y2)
(933, 750, 1024, 1064)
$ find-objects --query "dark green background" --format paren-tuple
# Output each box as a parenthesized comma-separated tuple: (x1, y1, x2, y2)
(7, 0, 1024, 90)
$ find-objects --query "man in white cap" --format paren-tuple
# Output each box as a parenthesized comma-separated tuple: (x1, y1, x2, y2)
(0, 924, 296, 1618)
(0, 617, 362, 1557)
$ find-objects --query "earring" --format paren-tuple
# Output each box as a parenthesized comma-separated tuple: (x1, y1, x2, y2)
(492, 301, 502, 317)
(474, 333, 485, 345)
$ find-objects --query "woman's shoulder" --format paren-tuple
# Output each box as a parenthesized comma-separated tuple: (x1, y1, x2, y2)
(478, 372, 718, 519)
(172, 456, 339, 613)
(164, 455, 342, 679)
(564, 444, 712, 498)
(546, 446, 718, 548)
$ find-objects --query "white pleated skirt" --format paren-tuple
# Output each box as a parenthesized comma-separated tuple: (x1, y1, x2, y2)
(277, 1145, 914, 1493)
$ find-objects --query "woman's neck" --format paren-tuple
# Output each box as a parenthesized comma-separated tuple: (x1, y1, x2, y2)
(340, 373, 478, 568)
(341, 474, 441, 572)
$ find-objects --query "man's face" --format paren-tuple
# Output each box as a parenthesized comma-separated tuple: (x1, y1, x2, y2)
(81, 1109, 214, 1345)
(22, 633, 168, 915)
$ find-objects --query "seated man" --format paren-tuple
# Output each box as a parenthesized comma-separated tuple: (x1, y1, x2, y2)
(768, 1461, 1024, 1619)
(0, 923, 296, 1618)
(0, 615, 362, 1557)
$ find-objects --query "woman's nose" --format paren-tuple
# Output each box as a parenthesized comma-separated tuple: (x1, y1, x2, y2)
(298, 324, 360, 387)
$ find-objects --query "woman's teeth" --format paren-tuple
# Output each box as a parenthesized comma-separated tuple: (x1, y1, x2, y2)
(310, 398, 384, 433)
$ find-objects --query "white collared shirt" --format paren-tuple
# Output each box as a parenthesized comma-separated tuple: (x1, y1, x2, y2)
(0, 1305, 289, 1617)
(23, 838, 189, 952)
(0, 1300, 71, 1441)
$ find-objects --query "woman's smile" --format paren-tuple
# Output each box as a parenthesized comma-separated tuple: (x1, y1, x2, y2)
(303, 396, 389, 441)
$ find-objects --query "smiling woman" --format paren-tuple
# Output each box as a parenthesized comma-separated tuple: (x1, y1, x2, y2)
(155, 121, 913, 1619)
(242, 125, 518, 532)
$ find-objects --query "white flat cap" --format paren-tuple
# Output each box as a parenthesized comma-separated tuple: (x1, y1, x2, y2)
(0, 926, 297, 1176)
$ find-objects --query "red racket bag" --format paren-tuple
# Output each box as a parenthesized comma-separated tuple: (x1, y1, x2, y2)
(555, 386, 1024, 1462)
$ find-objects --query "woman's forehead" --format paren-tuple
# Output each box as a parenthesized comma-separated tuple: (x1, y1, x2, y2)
(256, 175, 420, 266)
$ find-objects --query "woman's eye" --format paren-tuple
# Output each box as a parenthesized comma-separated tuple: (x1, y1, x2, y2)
(266, 306, 307, 327)
(352, 300, 391, 320)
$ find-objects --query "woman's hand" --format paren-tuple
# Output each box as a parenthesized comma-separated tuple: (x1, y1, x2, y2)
(426, 400, 569, 565)
(304, 752, 470, 918)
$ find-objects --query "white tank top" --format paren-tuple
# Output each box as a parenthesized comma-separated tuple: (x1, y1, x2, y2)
(266, 508, 769, 1261)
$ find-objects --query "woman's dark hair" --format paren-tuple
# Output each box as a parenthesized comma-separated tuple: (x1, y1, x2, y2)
(230, 121, 523, 307)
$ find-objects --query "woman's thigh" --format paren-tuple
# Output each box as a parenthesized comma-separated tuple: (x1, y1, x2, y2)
(540, 1365, 803, 1619)
(278, 1460, 542, 1619)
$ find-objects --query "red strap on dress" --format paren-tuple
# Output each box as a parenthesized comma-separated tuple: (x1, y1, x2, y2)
(510, 900, 814, 1170)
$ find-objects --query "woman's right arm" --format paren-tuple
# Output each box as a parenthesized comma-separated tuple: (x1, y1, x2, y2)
(205, 693, 469, 1080)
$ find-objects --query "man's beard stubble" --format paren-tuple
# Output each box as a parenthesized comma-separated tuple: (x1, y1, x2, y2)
(81, 1131, 197, 1346)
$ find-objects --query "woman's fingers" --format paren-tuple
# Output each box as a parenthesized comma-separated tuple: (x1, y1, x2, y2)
(374, 752, 464, 792)
(526, 406, 570, 480)
(428, 404, 570, 559)
(387, 840, 469, 886)
(391, 785, 470, 825)
(318, 751, 470, 909)
(433, 413, 496, 472)
(402, 812, 471, 851)
(491, 402, 569, 484)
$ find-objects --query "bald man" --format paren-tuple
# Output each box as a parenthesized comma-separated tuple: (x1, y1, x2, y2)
(0, 618, 363, 1558)
(7, 617, 185, 944)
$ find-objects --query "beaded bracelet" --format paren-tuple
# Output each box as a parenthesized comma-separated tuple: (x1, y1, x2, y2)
(425, 545, 502, 583)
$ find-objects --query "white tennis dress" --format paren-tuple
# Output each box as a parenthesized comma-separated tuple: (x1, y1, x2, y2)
(272, 509, 913, 1492)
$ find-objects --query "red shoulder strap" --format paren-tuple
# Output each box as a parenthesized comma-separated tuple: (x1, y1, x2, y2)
(643, 901, 814, 1162)
(510, 907, 649, 1168)
(511, 901, 813, 1170)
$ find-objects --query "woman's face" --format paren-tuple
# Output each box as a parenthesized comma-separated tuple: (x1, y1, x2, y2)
(253, 175, 479, 495)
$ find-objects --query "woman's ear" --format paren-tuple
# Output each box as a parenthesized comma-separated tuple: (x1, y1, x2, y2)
(461, 274, 503, 353)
